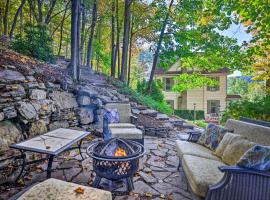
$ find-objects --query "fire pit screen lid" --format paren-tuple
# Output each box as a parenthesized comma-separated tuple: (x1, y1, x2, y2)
(91, 138, 142, 158)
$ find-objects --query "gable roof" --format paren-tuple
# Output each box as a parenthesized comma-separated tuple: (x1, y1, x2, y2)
(154, 60, 229, 75)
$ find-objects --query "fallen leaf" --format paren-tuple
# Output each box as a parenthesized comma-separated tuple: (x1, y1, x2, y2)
(145, 192, 152, 197)
(74, 187, 85, 194)
(160, 194, 165, 198)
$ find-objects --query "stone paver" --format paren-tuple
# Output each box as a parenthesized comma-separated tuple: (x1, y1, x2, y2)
(0, 132, 199, 200)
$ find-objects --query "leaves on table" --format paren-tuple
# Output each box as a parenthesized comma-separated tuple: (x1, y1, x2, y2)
(74, 187, 85, 194)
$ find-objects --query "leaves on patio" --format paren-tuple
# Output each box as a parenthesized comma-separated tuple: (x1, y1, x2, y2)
(74, 187, 85, 194)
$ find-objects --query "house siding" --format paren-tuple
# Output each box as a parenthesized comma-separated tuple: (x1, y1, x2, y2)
(155, 73, 227, 115)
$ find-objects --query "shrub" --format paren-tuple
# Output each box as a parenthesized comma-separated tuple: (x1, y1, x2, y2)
(174, 109, 205, 120)
(11, 23, 55, 63)
(192, 120, 208, 128)
(136, 79, 164, 102)
(221, 95, 270, 123)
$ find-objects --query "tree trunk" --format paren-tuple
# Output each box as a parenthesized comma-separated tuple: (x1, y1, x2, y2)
(9, 0, 26, 38)
(111, 0, 116, 77)
(20, 7, 23, 35)
(76, 0, 81, 81)
(115, 0, 120, 79)
(70, 0, 79, 80)
(57, 2, 69, 56)
(121, 0, 132, 82)
(80, 1, 86, 65)
(86, 0, 97, 69)
(0, 4, 3, 35)
(3, 0, 9, 36)
(45, 0, 57, 24)
(147, 0, 174, 92)
(37, 0, 43, 24)
(127, 15, 134, 86)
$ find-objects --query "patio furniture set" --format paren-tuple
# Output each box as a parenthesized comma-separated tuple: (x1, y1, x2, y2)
(176, 119, 270, 200)
(5, 101, 270, 199)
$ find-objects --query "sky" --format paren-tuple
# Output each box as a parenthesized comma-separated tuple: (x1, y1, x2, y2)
(221, 23, 253, 77)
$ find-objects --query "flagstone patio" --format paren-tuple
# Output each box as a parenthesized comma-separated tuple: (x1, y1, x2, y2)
(0, 132, 200, 200)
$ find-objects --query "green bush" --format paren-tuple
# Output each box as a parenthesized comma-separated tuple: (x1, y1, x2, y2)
(11, 23, 55, 62)
(136, 79, 164, 102)
(192, 120, 208, 128)
(221, 95, 270, 123)
(114, 81, 173, 115)
(174, 109, 205, 120)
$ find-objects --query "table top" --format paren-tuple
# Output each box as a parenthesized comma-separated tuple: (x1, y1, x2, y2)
(17, 178, 112, 200)
(10, 128, 90, 155)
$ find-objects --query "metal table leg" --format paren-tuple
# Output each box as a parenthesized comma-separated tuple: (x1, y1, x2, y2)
(15, 150, 26, 182)
(78, 139, 84, 160)
(46, 155, 54, 178)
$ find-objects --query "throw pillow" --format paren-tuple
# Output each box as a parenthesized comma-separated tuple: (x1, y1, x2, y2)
(198, 123, 228, 151)
(214, 133, 243, 158)
(222, 138, 256, 165)
(104, 108, 120, 123)
(237, 145, 270, 171)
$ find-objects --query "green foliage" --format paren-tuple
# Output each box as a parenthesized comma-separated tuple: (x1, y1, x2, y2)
(136, 79, 164, 102)
(172, 73, 218, 93)
(174, 109, 205, 121)
(11, 24, 55, 62)
(221, 95, 270, 123)
(113, 80, 173, 115)
(228, 77, 267, 101)
(192, 120, 208, 128)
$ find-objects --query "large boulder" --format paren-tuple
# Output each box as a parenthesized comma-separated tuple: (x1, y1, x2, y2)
(49, 91, 78, 109)
(28, 120, 48, 137)
(49, 120, 69, 131)
(29, 89, 47, 100)
(0, 121, 22, 150)
(16, 101, 38, 120)
(0, 69, 25, 83)
(77, 108, 94, 125)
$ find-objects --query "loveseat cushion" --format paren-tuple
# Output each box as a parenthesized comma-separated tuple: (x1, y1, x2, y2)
(175, 140, 220, 161)
(222, 138, 255, 165)
(182, 154, 226, 197)
(214, 133, 243, 158)
(110, 127, 143, 139)
(109, 123, 135, 128)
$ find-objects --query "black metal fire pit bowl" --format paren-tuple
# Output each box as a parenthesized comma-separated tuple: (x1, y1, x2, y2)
(87, 138, 145, 192)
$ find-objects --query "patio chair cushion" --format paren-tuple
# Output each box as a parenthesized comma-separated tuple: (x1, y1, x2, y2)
(182, 154, 226, 197)
(214, 132, 243, 158)
(110, 127, 143, 139)
(105, 103, 131, 123)
(222, 138, 256, 165)
(18, 178, 112, 200)
(237, 145, 270, 171)
(109, 123, 135, 129)
(175, 140, 220, 161)
(198, 123, 228, 151)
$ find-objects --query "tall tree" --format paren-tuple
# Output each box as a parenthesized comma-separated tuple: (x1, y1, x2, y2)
(115, 0, 120, 78)
(127, 14, 134, 85)
(111, 0, 116, 77)
(121, 0, 132, 82)
(80, 1, 86, 64)
(86, 0, 97, 69)
(70, 0, 79, 80)
(147, 0, 174, 91)
(9, 0, 27, 38)
(58, 1, 69, 56)
(3, 0, 9, 36)
(76, 0, 81, 80)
